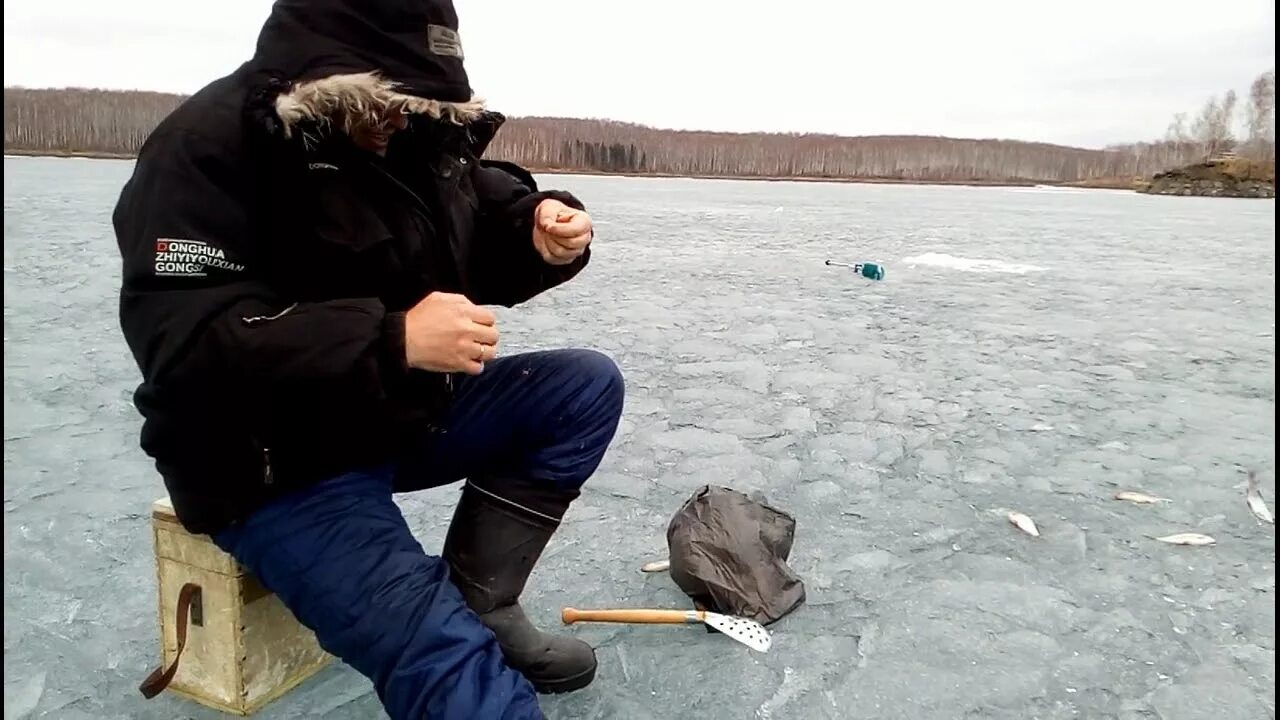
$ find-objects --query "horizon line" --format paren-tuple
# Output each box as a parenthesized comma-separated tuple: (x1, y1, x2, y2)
(3, 83, 1165, 154)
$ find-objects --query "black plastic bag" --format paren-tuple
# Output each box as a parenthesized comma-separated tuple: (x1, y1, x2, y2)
(665, 485, 805, 626)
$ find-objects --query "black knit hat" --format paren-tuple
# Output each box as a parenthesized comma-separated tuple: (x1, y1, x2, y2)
(250, 0, 473, 103)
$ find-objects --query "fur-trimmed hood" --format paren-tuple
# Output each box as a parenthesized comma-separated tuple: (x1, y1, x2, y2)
(272, 71, 487, 139)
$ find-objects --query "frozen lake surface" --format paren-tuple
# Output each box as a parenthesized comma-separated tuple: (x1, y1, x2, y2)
(4, 155, 1275, 719)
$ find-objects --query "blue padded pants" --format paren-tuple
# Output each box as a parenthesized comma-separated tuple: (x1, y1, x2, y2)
(212, 349, 625, 720)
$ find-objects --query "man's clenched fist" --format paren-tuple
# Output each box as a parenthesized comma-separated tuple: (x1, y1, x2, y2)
(533, 198, 592, 266)
(403, 292, 498, 375)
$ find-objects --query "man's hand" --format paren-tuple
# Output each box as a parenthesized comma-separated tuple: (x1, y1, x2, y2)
(533, 198, 592, 266)
(403, 292, 498, 375)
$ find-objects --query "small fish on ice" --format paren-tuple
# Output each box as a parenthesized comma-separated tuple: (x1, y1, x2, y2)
(1246, 471, 1273, 524)
(1114, 490, 1169, 505)
(640, 559, 671, 573)
(1007, 510, 1040, 537)
(1152, 533, 1216, 546)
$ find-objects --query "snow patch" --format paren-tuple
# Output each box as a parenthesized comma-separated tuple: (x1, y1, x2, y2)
(903, 252, 1046, 274)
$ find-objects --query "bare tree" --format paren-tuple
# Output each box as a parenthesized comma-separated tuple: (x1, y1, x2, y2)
(1157, 71, 1276, 164)
(1190, 96, 1223, 158)
(1218, 89, 1238, 151)
(1245, 69, 1275, 161)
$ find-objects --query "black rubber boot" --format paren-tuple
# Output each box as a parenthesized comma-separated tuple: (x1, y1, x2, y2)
(442, 480, 597, 694)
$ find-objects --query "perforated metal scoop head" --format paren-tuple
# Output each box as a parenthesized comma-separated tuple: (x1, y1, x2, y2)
(703, 611, 772, 653)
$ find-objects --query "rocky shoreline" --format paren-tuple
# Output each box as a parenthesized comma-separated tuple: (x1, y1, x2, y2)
(1137, 158, 1275, 198)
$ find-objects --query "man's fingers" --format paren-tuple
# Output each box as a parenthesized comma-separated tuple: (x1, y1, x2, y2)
(465, 304, 496, 326)
(471, 323, 499, 347)
(543, 253, 576, 266)
(534, 231, 585, 265)
(539, 203, 562, 221)
(544, 240, 577, 262)
(534, 231, 578, 264)
(459, 338, 497, 374)
(543, 214, 591, 239)
(549, 231, 592, 251)
(536, 199, 567, 227)
(542, 234, 570, 255)
(532, 199, 591, 266)
(540, 207, 576, 228)
(453, 336, 494, 372)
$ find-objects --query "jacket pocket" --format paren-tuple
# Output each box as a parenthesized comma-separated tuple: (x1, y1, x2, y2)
(289, 183, 417, 300)
(311, 190, 398, 254)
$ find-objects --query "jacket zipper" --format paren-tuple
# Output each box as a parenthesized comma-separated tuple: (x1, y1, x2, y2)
(351, 155, 461, 414)
(242, 302, 298, 326)
(366, 162, 438, 223)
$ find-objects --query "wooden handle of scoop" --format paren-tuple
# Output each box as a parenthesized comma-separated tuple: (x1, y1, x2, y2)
(561, 608, 701, 625)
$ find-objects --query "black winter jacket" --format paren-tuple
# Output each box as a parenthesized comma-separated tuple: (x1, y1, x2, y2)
(112, 0, 589, 533)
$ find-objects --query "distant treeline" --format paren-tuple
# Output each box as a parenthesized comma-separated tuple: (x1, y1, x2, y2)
(4, 73, 1275, 183)
(5, 88, 182, 158)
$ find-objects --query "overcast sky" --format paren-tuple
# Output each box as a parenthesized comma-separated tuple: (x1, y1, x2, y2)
(3, 0, 1274, 148)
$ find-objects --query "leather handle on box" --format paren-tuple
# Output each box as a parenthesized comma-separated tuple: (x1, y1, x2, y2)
(139, 582, 201, 699)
